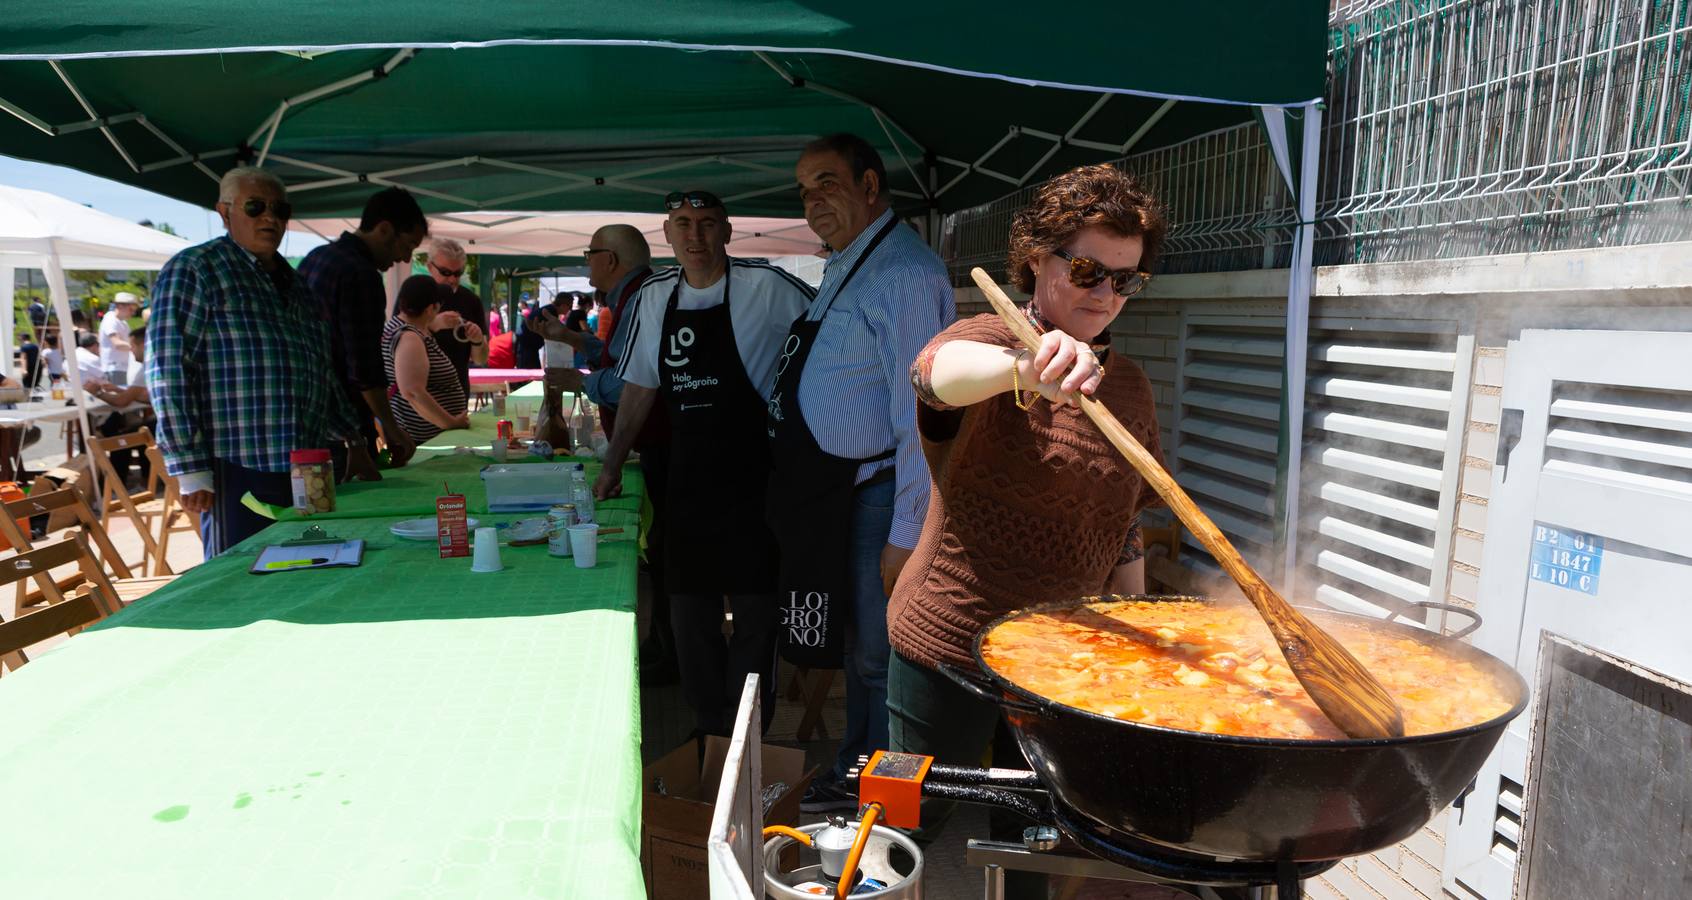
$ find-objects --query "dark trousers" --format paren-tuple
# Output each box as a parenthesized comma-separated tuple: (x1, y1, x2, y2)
(669, 591, 779, 737)
(888, 651, 1047, 900)
(199, 459, 291, 559)
(96, 414, 153, 486)
(638, 444, 673, 657)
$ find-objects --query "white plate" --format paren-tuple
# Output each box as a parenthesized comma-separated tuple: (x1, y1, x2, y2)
(390, 516, 479, 539)
(500, 517, 551, 542)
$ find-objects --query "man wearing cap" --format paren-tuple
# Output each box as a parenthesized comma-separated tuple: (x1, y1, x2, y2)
(98, 292, 142, 386)
(593, 190, 814, 736)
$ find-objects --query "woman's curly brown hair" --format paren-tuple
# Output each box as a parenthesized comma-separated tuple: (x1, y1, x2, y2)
(1007, 165, 1168, 293)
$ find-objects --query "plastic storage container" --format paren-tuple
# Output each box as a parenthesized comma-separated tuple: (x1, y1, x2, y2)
(480, 463, 574, 512)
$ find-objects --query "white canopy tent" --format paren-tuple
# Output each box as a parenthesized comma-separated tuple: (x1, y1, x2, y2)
(0, 182, 190, 450)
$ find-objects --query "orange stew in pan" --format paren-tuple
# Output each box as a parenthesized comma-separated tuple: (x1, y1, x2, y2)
(980, 599, 1514, 740)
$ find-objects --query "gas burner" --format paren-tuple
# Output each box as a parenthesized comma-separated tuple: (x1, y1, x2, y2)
(850, 755, 1335, 899)
(1048, 802, 1333, 895)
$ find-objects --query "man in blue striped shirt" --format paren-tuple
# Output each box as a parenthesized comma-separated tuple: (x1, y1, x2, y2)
(767, 134, 955, 811)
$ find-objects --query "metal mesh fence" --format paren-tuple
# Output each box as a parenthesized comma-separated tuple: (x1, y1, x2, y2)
(943, 0, 1692, 283)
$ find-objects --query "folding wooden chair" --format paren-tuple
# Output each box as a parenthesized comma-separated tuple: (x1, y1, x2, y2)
(0, 535, 121, 674)
(145, 445, 199, 569)
(88, 428, 175, 576)
(0, 487, 176, 612)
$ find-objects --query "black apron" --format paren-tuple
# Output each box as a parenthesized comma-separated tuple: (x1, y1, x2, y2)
(766, 216, 901, 667)
(659, 270, 780, 594)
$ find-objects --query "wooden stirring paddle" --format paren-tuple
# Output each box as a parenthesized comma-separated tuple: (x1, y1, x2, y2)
(971, 268, 1405, 739)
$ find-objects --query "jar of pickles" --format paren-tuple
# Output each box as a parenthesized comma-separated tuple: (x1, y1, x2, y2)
(289, 449, 336, 515)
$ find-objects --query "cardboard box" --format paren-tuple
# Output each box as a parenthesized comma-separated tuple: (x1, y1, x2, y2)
(641, 736, 817, 900)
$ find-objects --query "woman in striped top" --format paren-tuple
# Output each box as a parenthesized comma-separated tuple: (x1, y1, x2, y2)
(383, 275, 470, 444)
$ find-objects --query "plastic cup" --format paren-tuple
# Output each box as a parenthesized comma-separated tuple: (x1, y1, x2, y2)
(490, 438, 509, 462)
(470, 526, 504, 573)
(492, 393, 507, 416)
(567, 523, 599, 568)
(516, 412, 531, 434)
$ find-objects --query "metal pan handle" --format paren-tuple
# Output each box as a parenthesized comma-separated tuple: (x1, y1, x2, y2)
(1392, 601, 1483, 640)
(936, 663, 1044, 715)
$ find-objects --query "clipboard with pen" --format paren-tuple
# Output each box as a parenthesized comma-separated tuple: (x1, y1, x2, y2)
(248, 525, 365, 574)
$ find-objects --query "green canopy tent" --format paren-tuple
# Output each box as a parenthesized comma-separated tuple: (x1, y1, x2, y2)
(0, 3, 1323, 219)
(0, 2, 1328, 576)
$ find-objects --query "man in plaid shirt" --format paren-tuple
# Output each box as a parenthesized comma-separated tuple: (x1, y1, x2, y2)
(148, 166, 380, 557)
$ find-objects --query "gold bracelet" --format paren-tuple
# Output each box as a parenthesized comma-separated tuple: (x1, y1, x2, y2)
(1011, 350, 1036, 411)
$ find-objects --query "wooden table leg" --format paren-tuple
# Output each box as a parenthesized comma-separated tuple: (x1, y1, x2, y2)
(795, 668, 834, 742)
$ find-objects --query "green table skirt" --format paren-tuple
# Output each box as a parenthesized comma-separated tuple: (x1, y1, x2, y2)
(0, 411, 647, 898)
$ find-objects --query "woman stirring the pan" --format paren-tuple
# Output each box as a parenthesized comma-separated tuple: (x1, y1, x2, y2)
(886, 165, 1168, 896)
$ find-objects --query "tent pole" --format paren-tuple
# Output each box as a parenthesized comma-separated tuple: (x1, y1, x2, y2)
(1280, 104, 1322, 597)
(925, 158, 941, 252)
(49, 62, 140, 174)
(0, 264, 14, 381)
(43, 251, 100, 502)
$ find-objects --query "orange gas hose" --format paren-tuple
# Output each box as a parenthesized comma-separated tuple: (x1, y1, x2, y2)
(761, 824, 814, 847)
(835, 802, 883, 900)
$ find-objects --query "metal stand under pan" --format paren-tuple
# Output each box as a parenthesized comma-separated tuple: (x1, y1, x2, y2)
(911, 763, 1333, 900)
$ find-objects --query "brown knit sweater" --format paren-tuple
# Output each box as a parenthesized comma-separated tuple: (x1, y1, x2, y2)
(887, 313, 1166, 672)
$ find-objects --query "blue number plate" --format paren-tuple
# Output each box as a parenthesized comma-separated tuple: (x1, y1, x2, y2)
(1529, 523, 1603, 595)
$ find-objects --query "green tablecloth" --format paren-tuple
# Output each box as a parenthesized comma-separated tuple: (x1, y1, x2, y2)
(0, 414, 646, 898)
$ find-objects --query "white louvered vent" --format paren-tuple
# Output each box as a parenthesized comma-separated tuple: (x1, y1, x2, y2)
(1491, 775, 1524, 869)
(1543, 381, 1692, 496)
(1298, 323, 1463, 622)
(1172, 317, 1285, 576)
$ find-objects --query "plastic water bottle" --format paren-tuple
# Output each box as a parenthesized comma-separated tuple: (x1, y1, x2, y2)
(570, 464, 596, 524)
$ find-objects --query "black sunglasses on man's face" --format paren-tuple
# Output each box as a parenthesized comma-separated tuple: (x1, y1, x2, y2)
(238, 197, 292, 221)
(430, 260, 465, 278)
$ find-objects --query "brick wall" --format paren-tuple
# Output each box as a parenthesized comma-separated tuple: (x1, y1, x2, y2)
(1447, 347, 1505, 618)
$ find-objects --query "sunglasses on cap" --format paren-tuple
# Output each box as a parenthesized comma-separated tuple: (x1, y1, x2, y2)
(664, 190, 724, 211)
(1054, 248, 1150, 297)
(430, 260, 466, 278)
(236, 197, 292, 221)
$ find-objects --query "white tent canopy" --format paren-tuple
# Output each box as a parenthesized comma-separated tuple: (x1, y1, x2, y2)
(291, 209, 824, 266)
(0, 182, 190, 444)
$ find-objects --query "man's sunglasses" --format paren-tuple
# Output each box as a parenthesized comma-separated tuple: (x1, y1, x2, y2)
(430, 261, 466, 278)
(665, 190, 723, 211)
(1054, 248, 1150, 297)
(237, 198, 292, 221)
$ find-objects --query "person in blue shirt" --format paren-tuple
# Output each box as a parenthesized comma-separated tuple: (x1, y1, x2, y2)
(764, 134, 955, 810)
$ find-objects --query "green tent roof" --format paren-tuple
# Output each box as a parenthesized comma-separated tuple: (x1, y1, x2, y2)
(0, 4, 1325, 217)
